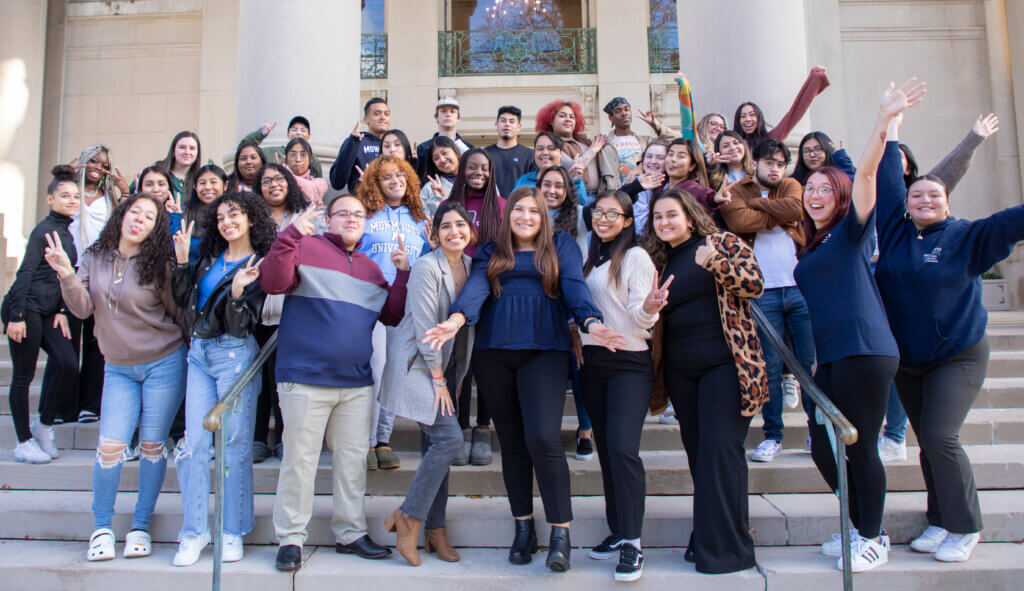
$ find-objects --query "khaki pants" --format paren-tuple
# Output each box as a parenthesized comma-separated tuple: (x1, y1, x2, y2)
(273, 381, 374, 546)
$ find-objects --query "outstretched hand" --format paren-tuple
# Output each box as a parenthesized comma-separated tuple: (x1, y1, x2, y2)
(879, 77, 926, 119)
(587, 321, 627, 353)
(43, 232, 75, 279)
(972, 113, 999, 138)
(422, 315, 465, 351)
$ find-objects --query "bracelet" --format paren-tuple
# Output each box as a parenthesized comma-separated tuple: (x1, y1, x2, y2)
(432, 378, 446, 387)
(584, 317, 600, 330)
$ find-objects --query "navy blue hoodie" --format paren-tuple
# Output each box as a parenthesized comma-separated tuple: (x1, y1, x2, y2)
(874, 141, 1024, 368)
(329, 133, 382, 194)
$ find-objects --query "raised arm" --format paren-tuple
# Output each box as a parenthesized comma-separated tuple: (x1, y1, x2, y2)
(675, 72, 697, 142)
(56, 249, 95, 319)
(769, 66, 830, 142)
(928, 113, 999, 193)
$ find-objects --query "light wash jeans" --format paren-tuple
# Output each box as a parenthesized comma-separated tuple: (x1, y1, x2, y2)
(883, 382, 908, 442)
(176, 335, 260, 538)
(92, 345, 187, 531)
(369, 322, 396, 446)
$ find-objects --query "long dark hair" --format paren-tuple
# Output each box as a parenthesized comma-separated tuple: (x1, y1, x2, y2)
(791, 131, 837, 185)
(446, 148, 502, 244)
(255, 163, 308, 214)
(798, 166, 852, 257)
(584, 190, 636, 288)
(138, 165, 174, 200)
(733, 101, 769, 146)
(422, 136, 460, 183)
(667, 138, 710, 188)
(197, 191, 276, 260)
(899, 143, 920, 189)
(86, 194, 172, 288)
(228, 140, 267, 191)
(184, 164, 227, 227)
(158, 131, 202, 188)
(381, 129, 416, 166)
(488, 187, 560, 298)
(284, 137, 315, 177)
(430, 201, 478, 246)
(536, 165, 579, 237)
(644, 189, 720, 269)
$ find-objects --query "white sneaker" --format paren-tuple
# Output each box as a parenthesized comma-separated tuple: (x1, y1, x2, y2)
(750, 439, 782, 462)
(223, 534, 244, 562)
(30, 421, 58, 458)
(844, 536, 888, 572)
(782, 375, 800, 409)
(910, 525, 949, 554)
(173, 532, 211, 567)
(663, 403, 675, 418)
(13, 439, 52, 464)
(934, 532, 980, 562)
(822, 530, 890, 557)
(877, 436, 907, 463)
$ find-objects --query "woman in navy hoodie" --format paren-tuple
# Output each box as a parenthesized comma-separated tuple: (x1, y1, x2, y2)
(875, 109, 1024, 563)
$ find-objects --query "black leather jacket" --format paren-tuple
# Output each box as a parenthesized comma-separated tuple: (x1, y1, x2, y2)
(171, 254, 264, 340)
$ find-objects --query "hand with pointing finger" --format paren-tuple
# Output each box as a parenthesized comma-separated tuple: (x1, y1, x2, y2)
(642, 271, 675, 314)
(391, 234, 410, 272)
(260, 117, 277, 137)
(351, 120, 363, 140)
(231, 256, 263, 299)
(43, 232, 75, 279)
(173, 219, 195, 264)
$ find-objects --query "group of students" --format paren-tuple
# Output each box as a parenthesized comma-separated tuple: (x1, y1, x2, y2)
(4, 66, 1022, 583)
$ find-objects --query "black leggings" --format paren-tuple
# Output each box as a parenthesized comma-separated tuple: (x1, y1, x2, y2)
(580, 346, 652, 540)
(253, 323, 282, 445)
(472, 348, 572, 524)
(42, 314, 105, 421)
(806, 354, 898, 539)
(457, 366, 490, 429)
(895, 337, 988, 534)
(6, 312, 78, 441)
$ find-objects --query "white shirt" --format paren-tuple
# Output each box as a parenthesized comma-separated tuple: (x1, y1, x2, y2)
(69, 194, 110, 258)
(752, 190, 798, 289)
(580, 247, 658, 351)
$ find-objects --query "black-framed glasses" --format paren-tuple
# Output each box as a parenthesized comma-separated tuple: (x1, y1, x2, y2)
(802, 146, 825, 157)
(329, 209, 366, 221)
(592, 208, 625, 222)
(261, 175, 287, 186)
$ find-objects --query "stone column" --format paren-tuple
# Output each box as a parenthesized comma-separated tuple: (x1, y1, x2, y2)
(235, 0, 360, 161)
(594, 0, 649, 135)
(199, 0, 239, 166)
(802, 0, 848, 142)
(387, 0, 442, 144)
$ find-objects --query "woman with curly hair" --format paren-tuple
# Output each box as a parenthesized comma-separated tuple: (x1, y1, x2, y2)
(169, 191, 273, 566)
(535, 100, 615, 202)
(357, 155, 432, 470)
(44, 193, 185, 561)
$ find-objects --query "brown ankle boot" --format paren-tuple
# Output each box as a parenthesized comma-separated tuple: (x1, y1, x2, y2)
(384, 508, 421, 566)
(424, 528, 460, 562)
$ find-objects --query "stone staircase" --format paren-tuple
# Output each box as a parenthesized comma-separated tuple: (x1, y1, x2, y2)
(2, 314, 1024, 590)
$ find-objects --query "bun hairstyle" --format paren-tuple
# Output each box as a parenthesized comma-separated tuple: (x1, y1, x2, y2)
(48, 164, 78, 193)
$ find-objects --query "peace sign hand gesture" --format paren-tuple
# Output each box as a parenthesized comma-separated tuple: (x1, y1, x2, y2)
(714, 180, 736, 205)
(231, 256, 263, 299)
(428, 174, 447, 199)
(294, 205, 324, 236)
(173, 219, 195, 264)
(391, 234, 410, 272)
(642, 271, 675, 314)
(43, 232, 75, 279)
(165, 192, 183, 214)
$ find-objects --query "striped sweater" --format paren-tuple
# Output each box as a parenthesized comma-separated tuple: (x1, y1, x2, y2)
(260, 224, 408, 388)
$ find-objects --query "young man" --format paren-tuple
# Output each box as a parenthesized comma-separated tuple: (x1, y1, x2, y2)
(602, 97, 679, 184)
(260, 195, 410, 571)
(241, 115, 324, 177)
(415, 97, 474, 179)
(330, 98, 391, 194)
(720, 138, 816, 462)
(484, 106, 534, 198)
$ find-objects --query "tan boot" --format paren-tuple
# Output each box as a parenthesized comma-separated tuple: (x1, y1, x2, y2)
(384, 508, 421, 566)
(425, 528, 460, 562)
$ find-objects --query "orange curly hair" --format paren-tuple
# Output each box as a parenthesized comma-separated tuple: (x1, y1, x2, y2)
(356, 156, 427, 222)
(535, 99, 586, 135)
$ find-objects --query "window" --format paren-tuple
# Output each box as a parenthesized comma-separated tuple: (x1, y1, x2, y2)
(648, 0, 678, 73)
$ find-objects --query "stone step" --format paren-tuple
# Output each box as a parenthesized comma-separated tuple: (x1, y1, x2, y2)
(1, 539, 1022, 591)
(986, 351, 1024, 379)
(3, 445, 1023, 496)
(0, 359, 50, 385)
(2, 489, 1021, 549)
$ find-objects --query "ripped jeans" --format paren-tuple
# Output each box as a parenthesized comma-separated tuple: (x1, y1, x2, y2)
(176, 335, 260, 539)
(92, 345, 186, 531)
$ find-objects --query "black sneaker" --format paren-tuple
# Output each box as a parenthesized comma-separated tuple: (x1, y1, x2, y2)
(615, 545, 643, 582)
(589, 534, 623, 560)
(575, 429, 594, 461)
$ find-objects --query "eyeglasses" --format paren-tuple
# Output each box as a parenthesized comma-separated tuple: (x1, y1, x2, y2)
(592, 208, 625, 222)
(802, 146, 825, 157)
(329, 209, 366, 220)
(759, 159, 787, 170)
(381, 172, 406, 183)
(803, 185, 834, 197)
(261, 175, 287, 186)
(286, 151, 308, 160)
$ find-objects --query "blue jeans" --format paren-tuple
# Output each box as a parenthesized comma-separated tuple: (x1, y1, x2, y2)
(176, 335, 260, 538)
(92, 346, 186, 531)
(569, 360, 591, 431)
(883, 382, 908, 442)
(752, 286, 816, 442)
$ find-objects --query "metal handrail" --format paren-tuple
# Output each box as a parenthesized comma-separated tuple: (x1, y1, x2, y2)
(202, 329, 278, 591)
(750, 303, 856, 590)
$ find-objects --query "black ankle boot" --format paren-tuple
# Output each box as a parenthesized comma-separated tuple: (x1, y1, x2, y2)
(684, 530, 696, 563)
(546, 525, 571, 572)
(509, 518, 538, 564)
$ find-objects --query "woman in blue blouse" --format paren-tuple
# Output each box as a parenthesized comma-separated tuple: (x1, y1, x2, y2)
(793, 78, 925, 573)
(424, 186, 624, 573)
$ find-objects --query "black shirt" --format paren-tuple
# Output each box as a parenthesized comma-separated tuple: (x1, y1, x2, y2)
(2, 211, 77, 322)
(485, 144, 535, 198)
(662, 235, 727, 342)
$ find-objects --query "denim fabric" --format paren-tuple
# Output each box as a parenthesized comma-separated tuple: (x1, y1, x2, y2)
(369, 322, 397, 445)
(400, 408, 462, 528)
(752, 286, 816, 442)
(176, 335, 260, 538)
(92, 346, 186, 531)
(569, 360, 591, 431)
(883, 381, 908, 442)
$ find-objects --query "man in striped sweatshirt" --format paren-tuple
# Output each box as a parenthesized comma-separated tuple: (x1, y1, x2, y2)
(260, 194, 409, 571)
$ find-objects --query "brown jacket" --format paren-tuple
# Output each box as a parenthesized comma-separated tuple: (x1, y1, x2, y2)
(719, 175, 806, 249)
(650, 232, 770, 417)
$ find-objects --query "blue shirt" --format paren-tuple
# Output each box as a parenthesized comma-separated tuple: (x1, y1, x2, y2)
(451, 231, 603, 351)
(793, 204, 899, 365)
(197, 252, 245, 311)
(358, 205, 431, 284)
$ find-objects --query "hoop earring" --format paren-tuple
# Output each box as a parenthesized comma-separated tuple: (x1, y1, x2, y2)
(945, 210, 950, 218)
(904, 210, 911, 221)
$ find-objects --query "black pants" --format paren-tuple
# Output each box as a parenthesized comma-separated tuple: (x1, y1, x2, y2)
(44, 314, 105, 420)
(6, 312, 78, 441)
(895, 337, 988, 534)
(456, 367, 491, 429)
(472, 348, 572, 524)
(806, 354, 898, 539)
(253, 323, 282, 445)
(580, 346, 652, 540)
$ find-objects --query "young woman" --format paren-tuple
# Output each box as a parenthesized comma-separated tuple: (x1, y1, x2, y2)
(421, 136, 461, 215)
(228, 141, 267, 193)
(580, 190, 665, 582)
(179, 164, 228, 265)
(357, 156, 432, 471)
(794, 79, 925, 572)
(283, 137, 328, 206)
(170, 191, 273, 567)
(535, 100, 611, 202)
(664, 139, 719, 213)
(378, 202, 476, 566)
(644, 189, 766, 574)
(875, 108, 1020, 563)
(696, 113, 727, 156)
(130, 132, 200, 201)
(707, 131, 754, 191)
(381, 129, 417, 168)
(45, 194, 184, 562)
(791, 131, 855, 185)
(425, 187, 624, 573)
(733, 66, 830, 147)
(627, 141, 668, 235)
(2, 165, 81, 464)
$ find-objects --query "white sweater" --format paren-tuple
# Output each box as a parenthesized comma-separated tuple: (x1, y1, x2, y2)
(580, 246, 658, 351)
